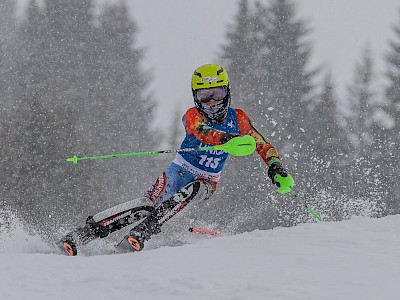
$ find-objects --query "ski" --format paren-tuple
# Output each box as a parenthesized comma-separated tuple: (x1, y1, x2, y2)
(57, 180, 212, 256)
(57, 197, 154, 256)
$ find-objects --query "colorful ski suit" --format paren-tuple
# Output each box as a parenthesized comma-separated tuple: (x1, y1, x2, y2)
(145, 107, 280, 205)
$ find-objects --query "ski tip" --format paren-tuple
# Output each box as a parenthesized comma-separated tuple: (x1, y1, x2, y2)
(116, 233, 145, 253)
(127, 236, 144, 252)
(61, 241, 77, 256)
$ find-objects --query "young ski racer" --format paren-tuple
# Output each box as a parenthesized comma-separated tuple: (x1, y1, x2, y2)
(59, 64, 295, 256)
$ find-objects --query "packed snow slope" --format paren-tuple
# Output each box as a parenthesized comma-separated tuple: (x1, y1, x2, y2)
(1, 215, 399, 300)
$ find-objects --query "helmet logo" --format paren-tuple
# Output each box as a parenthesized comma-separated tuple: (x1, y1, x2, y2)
(202, 76, 218, 83)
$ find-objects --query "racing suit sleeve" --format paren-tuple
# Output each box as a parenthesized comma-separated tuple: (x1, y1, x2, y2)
(184, 108, 227, 145)
(235, 108, 280, 166)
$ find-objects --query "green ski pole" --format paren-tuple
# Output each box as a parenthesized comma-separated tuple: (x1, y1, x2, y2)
(273, 174, 322, 222)
(290, 191, 322, 222)
(67, 135, 256, 164)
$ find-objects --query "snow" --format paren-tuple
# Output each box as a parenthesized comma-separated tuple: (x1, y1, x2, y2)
(1, 215, 399, 300)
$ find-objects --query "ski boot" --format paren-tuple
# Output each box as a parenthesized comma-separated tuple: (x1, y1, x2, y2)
(117, 180, 210, 253)
(119, 230, 145, 252)
(116, 220, 161, 253)
(57, 197, 154, 256)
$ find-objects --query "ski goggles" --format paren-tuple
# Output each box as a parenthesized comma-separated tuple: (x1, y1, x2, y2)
(196, 86, 228, 103)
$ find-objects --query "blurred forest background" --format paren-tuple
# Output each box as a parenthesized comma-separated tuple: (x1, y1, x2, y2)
(0, 0, 399, 240)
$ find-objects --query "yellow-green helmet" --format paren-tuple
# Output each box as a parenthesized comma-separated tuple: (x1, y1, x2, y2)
(191, 64, 231, 122)
(191, 64, 229, 90)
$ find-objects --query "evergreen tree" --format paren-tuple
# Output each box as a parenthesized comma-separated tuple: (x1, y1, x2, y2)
(0, 0, 16, 115)
(0, 0, 14, 43)
(88, 1, 159, 203)
(383, 12, 400, 214)
(0, 1, 109, 235)
(257, 0, 316, 149)
(0, 95, 99, 235)
(346, 47, 376, 157)
(215, 0, 317, 231)
(345, 46, 384, 202)
(305, 72, 357, 220)
(311, 72, 349, 191)
(220, 0, 256, 103)
(0, 0, 15, 59)
(10, 0, 48, 103)
(44, 0, 94, 96)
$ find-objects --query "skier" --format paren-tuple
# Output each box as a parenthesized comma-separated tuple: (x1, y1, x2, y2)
(59, 64, 294, 256)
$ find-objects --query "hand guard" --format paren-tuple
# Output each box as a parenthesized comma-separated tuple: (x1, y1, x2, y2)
(267, 162, 294, 194)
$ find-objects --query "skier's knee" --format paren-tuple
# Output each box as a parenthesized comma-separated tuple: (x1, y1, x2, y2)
(193, 179, 216, 204)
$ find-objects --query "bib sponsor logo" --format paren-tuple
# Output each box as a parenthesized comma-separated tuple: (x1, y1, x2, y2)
(199, 142, 225, 155)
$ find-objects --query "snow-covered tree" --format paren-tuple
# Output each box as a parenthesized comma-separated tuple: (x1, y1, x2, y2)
(220, 0, 256, 103)
(0, 0, 159, 235)
(88, 1, 159, 203)
(309, 72, 350, 193)
(0, 0, 16, 114)
(346, 47, 378, 159)
(383, 12, 400, 214)
(214, 0, 317, 231)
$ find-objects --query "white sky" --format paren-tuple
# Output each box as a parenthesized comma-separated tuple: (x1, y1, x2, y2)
(126, 0, 400, 132)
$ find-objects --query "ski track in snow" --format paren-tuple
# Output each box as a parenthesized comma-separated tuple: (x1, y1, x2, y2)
(0, 215, 399, 300)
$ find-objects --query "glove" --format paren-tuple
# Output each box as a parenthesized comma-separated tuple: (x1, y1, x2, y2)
(267, 161, 294, 194)
(220, 132, 239, 144)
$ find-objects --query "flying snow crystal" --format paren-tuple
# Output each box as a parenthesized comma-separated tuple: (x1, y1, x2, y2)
(300, 128, 305, 132)
(267, 107, 274, 111)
